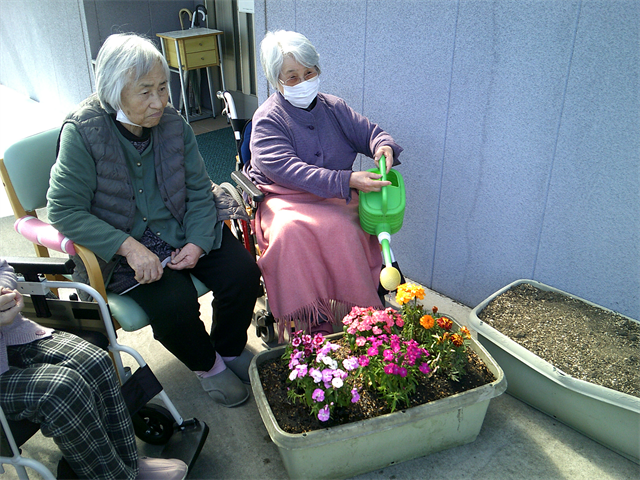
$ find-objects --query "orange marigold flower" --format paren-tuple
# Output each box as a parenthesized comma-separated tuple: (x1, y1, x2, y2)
(413, 285, 425, 300)
(396, 283, 425, 304)
(420, 315, 435, 330)
(460, 326, 472, 339)
(451, 333, 464, 347)
(437, 316, 453, 331)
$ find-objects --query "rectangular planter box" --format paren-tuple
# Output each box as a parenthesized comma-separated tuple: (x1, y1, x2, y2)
(469, 279, 640, 464)
(250, 328, 506, 479)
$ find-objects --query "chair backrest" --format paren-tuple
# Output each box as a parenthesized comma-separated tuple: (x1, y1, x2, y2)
(0, 127, 61, 218)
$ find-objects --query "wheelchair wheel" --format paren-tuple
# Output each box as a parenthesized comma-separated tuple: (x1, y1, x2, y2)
(133, 404, 175, 445)
(254, 309, 277, 344)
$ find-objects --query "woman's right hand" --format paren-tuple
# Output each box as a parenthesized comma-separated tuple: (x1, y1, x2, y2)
(349, 171, 392, 193)
(117, 237, 164, 284)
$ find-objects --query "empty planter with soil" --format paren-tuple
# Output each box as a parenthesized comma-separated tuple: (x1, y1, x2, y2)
(469, 279, 640, 464)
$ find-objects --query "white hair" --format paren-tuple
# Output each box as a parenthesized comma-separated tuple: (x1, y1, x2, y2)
(94, 33, 170, 113)
(260, 30, 321, 89)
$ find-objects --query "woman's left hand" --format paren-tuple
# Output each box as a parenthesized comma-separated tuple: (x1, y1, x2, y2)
(374, 146, 394, 174)
(0, 287, 24, 326)
(167, 243, 204, 270)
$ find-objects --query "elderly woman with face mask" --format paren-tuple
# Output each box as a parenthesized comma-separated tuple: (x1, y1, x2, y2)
(245, 30, 403, 338)
(47, 33, 261, 408)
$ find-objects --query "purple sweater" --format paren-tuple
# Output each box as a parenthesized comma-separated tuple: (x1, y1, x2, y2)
(246, 92, 403, 201)
(0, 259, 53, 374)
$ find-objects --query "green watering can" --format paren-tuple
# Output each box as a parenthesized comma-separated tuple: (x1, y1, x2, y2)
(359, 155, 406, 291)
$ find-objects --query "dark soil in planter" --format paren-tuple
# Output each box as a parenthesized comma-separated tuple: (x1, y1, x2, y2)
(477, 283, 640, 397)
(258, 338, 496, 434)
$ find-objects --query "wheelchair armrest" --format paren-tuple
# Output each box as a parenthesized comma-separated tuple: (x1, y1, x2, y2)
(231, 170, 264, 203)
(5, 256, 75, 276)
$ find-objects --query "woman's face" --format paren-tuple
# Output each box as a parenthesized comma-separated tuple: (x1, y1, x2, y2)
(277, 56, 318, 93)
(120, 62, 169, 133)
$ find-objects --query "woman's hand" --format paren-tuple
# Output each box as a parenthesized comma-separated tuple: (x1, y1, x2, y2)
(374, 146, 394, 174)
(349, 171, 392, 193)
(117, 237, 164, 284)
(0, 287, 24, 326)
(167, 243, 204, 270)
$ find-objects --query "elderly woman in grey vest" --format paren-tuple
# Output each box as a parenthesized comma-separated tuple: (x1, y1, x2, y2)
(47, 33, 261, 408)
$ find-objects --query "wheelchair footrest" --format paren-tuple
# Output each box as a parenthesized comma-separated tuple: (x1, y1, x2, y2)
(161, 418, 209, 472)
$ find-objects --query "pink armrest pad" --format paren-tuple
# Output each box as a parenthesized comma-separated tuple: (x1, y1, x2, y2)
(14, 216, 76, 255)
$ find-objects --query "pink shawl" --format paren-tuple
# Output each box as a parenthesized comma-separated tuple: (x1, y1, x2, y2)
(255, 184, 383, 338)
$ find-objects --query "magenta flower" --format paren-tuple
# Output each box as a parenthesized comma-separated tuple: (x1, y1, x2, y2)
(342, 357, 359, 371)
(384, 363, 395, 375)
(358, 355, 370, 367)
(383, 349, 395, 362)
(367, 346, 379, 357)
(318, 405, 330, 422)
(296, 364, 308, 378)
(312, 388, 325, 402)
(419, 363, 431, 375)
(310, 368, 323, 383)
(351, 388, 360, 403)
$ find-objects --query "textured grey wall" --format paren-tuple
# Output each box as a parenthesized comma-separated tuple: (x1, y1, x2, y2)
(255, 0, 639, 319)
(0, 0, 94, 112)
(0, 0, 198, 112)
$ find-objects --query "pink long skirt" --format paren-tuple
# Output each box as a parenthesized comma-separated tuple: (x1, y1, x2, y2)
(255, 184, 383, 338)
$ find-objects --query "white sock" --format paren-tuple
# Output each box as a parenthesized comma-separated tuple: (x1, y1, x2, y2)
(195, 352, 227, 378)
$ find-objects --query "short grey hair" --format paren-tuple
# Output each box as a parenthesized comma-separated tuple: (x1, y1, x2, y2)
(260, 30, 321, 89)
(94, 33, 170, 113)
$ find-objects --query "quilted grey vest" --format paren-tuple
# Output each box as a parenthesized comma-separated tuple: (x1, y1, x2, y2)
(62, 94, 186, 233)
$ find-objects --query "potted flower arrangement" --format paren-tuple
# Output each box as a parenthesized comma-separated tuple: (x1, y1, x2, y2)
(250, 283, 507, 479)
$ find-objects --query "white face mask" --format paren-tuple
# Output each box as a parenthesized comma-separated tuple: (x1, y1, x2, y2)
(282, 76, 320, 109)
(116, 109, 142, 128)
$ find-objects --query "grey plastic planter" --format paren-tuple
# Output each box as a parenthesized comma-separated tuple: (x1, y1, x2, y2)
(469, 279, 640, 464)
(249, 329, 506, 480)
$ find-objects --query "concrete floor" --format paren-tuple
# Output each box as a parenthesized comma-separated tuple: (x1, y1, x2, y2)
(1, 86, 638, 479)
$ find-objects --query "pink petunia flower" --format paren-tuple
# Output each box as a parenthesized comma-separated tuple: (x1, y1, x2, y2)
(351, 388, 360, 403)
(318, 405, 331, 422)
(312, 388, 325, 402)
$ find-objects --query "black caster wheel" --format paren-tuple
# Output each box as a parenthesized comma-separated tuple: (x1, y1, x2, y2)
(133, 404, 175, 445)
(257, 323, 277, 344)
(254, 310, 277, 344)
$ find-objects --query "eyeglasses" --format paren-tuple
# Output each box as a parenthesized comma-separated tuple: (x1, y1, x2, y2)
(278, 68, 319, 87)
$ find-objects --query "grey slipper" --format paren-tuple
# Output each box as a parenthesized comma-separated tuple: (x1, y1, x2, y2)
(199, 368, 249, 407)
(224, 349, 254, 384)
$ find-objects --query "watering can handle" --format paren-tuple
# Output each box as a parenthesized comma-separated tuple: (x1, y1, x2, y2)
(379, 155, 388, 215)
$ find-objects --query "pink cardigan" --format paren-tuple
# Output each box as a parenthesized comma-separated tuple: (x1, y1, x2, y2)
(0, 259, 53, 374)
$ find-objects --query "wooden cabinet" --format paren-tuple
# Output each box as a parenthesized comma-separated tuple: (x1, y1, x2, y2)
(157, 28, 226, 122)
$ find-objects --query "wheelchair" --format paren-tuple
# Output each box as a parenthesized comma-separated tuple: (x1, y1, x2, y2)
(215, 91, 405, 345)
(0, 131, 209, 478)
(216, 91, 278, 345)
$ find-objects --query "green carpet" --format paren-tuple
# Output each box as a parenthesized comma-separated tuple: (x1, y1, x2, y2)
(196, 127, 237, 185)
